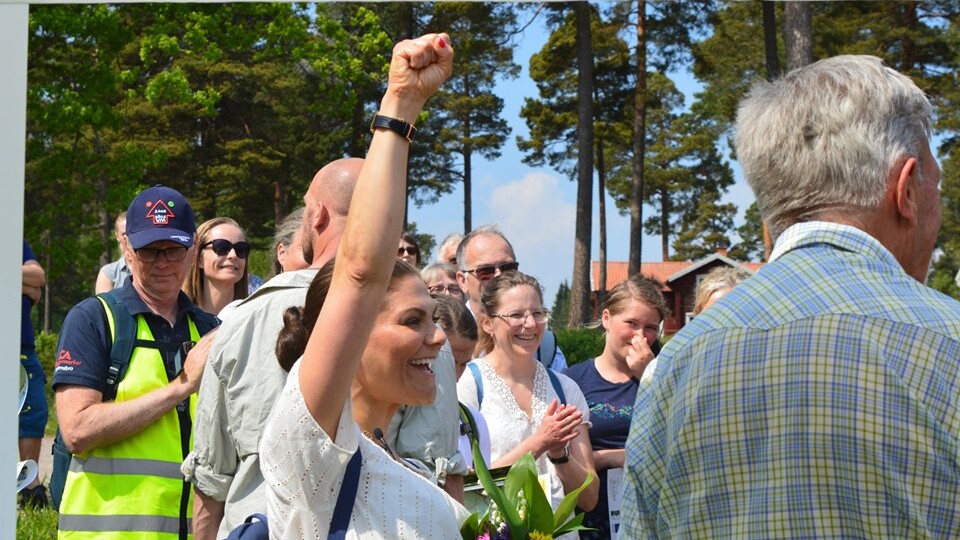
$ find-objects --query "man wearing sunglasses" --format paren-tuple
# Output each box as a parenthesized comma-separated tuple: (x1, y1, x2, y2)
(456, 226, 567, 371)
(52, 185, 219, 539)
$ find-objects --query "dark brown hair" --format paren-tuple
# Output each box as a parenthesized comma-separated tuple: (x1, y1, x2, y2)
(276, 258, 421, 372)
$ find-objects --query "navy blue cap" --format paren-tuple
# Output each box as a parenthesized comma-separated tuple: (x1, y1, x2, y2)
(125, 185, 196, 250)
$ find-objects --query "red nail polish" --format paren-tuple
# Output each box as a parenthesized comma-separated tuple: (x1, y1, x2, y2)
(438, 37, 446, 49)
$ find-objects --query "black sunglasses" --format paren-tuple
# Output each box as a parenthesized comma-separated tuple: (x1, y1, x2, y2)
(201, 239, 251, 259)
(461, 261, 519, 281)
(398, 246, 419, 257)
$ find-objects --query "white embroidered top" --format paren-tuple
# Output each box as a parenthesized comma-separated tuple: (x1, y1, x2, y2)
(261, 361, 469, 539)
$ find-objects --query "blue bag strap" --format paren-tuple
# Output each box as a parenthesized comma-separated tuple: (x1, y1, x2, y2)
(225, 513, 268, 540)
(467, 362, 484, 407)
(546, 369, 566, 405)
(328, 447, 362, 540)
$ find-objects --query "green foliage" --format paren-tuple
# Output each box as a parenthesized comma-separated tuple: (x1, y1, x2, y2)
(554, 328, 605, 366)
(550, 280, 571, 330)
(729, 201, 764, 262)
(35, 331, 60, 435)
(17, 503, 58, 540)
(460, 442, 593, 540)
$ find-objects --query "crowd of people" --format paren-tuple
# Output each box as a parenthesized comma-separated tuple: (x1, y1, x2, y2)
(16, 29, 960, 540)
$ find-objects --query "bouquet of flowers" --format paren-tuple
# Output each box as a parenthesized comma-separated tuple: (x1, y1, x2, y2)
(460, 441, 593, 540)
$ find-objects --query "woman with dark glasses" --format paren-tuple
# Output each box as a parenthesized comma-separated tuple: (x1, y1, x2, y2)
(184, 217, 251, 316)
(398, 231, 421, 268)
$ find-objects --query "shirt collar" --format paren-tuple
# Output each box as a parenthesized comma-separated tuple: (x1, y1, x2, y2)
(116, 280, 203, 320)
(769, 221, 901, 269)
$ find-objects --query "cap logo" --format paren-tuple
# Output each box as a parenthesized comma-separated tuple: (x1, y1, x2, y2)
(145, 199, 176, 226)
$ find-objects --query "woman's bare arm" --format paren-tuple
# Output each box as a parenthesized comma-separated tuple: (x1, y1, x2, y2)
(298, 34, 453, 439)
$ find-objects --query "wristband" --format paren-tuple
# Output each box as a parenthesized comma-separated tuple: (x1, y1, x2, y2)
(547, 445, 569, 465)
(370, 112, 417, 142)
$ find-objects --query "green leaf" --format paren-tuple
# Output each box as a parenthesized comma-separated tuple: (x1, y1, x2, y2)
(459, 512, 480, 540)
(553, 511, 588, 536)
(470, 440, 524, 540)
(553, 472, 594, 531)
(502, 453, 553, 535)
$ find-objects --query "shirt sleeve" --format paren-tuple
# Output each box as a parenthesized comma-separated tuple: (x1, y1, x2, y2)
(550, 344, 569, 371)
(183, 335, 239, 500)
(52, 297, 112, 393)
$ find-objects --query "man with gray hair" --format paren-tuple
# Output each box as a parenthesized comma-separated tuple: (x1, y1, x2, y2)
(622, 56, 960, 536)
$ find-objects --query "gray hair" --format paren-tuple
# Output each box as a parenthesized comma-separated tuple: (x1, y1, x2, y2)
(436, 233, 463, 264)
(272, 207, 305, 275)
(456, 225, 516, 269)
(734, 55, 933, 240)
(693, 266, 751, 315)
(421, 262, 457, 284)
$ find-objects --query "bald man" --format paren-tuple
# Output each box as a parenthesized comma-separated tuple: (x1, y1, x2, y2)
(184, 159, 361, 540)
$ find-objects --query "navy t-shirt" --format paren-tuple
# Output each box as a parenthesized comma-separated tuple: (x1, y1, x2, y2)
(22, 241, 36, 348)
(52, 283, 208, 395)
(563, 358, 639, 540)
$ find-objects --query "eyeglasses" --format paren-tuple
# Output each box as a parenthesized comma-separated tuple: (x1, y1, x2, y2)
(491, 309, 549, 326)
(201, 239, 251, 259)
(427, 284, 462, 296)
(398, 246, 419, 257)
(461, 261, 519, 281)
(135, 246, 189, 263)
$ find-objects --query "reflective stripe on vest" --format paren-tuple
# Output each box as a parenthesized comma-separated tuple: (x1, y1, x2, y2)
(58, 304, 201, 540)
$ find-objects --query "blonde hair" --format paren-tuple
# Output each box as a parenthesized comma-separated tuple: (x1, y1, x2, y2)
(693, 266, 751, 315)
(475, 271, 543, 356)
(590, 274, 669, 330)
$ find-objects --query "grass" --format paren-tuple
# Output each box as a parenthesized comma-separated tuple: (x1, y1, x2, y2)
(16, 502, 58, 540)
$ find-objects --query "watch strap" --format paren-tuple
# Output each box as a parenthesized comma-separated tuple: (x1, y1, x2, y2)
(370, 112, 417, 142)
(547, 445, 569, 465)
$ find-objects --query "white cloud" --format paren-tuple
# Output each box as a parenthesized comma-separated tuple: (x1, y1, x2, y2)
(486, 172, 576, 304)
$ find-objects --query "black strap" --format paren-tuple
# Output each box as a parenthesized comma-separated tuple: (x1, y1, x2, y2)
(328, 447, 362, 539)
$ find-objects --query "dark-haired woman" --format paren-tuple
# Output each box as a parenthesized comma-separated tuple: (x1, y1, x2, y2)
(563, 275, 668, 539)
(260, 33, 467, 539)
(457, 271, 598, 538)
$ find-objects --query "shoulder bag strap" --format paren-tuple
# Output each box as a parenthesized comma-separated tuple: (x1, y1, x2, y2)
(467, 362, 484, 407)
(546, 368, 566, 406)
(328, 447, 362, 540)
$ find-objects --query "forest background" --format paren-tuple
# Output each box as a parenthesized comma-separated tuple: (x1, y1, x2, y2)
(24, 1, 960, 332)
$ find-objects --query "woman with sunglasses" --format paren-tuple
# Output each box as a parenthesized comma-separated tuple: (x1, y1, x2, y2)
(561, 275, 667, 539)
(184, 217, 250, 316)
(261, 33, 466, 538)
(457, 271, 598, 537)
(398, 231, 421, 268)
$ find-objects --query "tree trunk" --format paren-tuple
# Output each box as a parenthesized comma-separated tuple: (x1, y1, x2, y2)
(761, 1, 779, 80)
(464, 151, 472, 233)
(597, 133, 607, 314)
(628, 0, 647, 276)
(94, 127, 111, 267)
(783, 2, 813, 72)
(660, 187, 670, 261)
(569, 1, 595, 328)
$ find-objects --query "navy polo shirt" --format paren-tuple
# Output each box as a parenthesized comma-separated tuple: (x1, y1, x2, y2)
(53, 282, 211, 396)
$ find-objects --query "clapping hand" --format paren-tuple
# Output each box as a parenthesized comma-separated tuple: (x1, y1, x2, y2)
(537, 399, 583, 456)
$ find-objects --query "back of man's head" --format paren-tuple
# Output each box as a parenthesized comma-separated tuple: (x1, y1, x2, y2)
(734, 55, 932, 241)
(302, 157, 362, 266)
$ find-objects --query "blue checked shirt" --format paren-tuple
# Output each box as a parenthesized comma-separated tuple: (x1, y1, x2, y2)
(621, 222, 960, 538)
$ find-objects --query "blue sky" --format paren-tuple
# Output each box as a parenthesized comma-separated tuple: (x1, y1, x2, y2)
(408, 10, 757, 306)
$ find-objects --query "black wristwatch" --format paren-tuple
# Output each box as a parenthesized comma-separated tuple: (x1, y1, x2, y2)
(370, 112, 418, 142)
(547, 446, 569, 465)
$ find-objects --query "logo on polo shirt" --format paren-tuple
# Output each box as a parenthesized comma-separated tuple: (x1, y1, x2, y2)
(145, 199, 176, 226)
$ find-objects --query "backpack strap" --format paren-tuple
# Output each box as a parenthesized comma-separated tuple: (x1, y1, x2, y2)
(536, 330, 558, 368)
(458, 402, 479, 444)
(97, 291, 138, 402)
(467, 362, 484, 408)
(546, 368, 566, 406)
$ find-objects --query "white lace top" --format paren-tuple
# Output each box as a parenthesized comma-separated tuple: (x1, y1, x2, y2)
(456, 359, 592, 512)
(261, 361, 469, 539)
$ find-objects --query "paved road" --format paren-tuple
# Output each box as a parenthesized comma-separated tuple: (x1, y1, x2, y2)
(39, 436, 52, 483)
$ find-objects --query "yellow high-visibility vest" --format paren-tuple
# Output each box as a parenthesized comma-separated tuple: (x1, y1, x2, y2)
(58, 300, 201, 540)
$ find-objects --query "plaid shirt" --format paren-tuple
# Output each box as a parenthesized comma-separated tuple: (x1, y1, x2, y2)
(622, 222, 960, 538)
